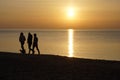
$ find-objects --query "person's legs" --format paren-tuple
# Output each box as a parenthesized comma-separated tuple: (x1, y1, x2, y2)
(21, 43, 23, 50)
(21, 43, 24, 51)
(28, 43, 33, 54)
(20, 42, 26, 54)
(36, 45, 40, 54)
(32, 45, 35, 54)
(28, 44, 31, 54)
(29, 43, 32, 54)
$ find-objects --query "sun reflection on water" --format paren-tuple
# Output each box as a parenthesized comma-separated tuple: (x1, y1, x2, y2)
(68, 29, 74, 57)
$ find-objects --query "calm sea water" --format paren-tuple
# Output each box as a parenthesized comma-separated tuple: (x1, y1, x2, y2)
(0, 29, 120, 60)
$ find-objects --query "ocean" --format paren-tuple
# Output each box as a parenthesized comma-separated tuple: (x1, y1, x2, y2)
(0, 29, 120, 60)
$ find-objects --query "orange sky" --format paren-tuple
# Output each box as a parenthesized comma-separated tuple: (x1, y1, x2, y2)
(0, 0, 120, 29)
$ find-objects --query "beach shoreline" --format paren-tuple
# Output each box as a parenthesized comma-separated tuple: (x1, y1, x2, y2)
(0, 52, 120, 80)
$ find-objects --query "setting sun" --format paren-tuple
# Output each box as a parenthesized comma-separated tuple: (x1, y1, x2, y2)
(67, 7, 75, 19)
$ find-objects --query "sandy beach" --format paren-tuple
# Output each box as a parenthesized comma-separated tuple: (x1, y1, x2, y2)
(0, 52, 120, 80)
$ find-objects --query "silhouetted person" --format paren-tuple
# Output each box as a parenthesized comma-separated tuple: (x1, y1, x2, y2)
(19, 32, 26, 54)
(32, 33, 40, 55)
(27, 32, 33, 54)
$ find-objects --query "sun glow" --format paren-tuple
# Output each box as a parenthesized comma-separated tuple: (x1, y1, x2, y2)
(67, 7, 75, 19)
(68, 29, 74, 57)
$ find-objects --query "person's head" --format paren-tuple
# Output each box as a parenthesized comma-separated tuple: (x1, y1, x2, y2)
(20, 32, 23, 36)
(28, 32, 31, 35)
(34, 33, 37, 37)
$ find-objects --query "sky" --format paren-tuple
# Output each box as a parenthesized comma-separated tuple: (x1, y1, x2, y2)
(0, 0, 120, 29)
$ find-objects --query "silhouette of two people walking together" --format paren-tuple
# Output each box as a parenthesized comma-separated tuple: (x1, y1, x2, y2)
(19, 32, 40, 55)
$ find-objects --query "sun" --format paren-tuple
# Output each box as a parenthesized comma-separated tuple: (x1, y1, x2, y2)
(67, 7, 75, 19)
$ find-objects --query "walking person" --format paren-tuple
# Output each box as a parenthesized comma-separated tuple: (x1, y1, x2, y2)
(19, 32, 26, 54)
(32, 33, 40, 55)
(27, 32, 33, 54)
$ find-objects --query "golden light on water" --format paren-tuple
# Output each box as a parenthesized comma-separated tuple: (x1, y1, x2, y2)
(68, 29, 74, 57)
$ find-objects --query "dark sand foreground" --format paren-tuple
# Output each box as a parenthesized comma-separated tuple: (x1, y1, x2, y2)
(0, 52, 120, 80)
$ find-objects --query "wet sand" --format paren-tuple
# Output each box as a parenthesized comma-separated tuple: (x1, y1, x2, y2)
(0, 52, 120, 80)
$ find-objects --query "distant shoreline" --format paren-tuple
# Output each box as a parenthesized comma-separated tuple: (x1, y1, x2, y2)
(1, 28, 120, 32)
